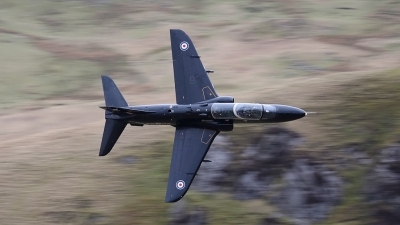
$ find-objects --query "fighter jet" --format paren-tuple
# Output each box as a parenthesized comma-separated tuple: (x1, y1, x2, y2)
(99, 29, 306, 203)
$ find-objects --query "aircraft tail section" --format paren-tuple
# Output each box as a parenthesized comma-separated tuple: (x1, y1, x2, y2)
(101, 75, 128, 107)
(99, 119, 127, 156)
(99, 75, 128, 156)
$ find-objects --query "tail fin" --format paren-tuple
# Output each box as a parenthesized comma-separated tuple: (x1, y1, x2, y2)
(99, 75, 128, 156)
(101, 75, 128, 107)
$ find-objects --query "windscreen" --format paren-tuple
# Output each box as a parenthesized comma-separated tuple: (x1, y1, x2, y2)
(233, 103, 263, 120)
(211, 103, 235, 119)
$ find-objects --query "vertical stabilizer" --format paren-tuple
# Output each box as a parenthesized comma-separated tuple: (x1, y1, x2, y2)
(102, 75, 128, 107)
(99, 75, 128, 156)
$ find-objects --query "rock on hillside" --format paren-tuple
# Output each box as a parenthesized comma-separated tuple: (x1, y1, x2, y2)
(189, 127, 344, 225)
(365, 144, 400, 225)
(168, 200, 208, 225)
(192, 135, 233, 192)
(234, 127, 302, 200)
(273, 159, 343, 225)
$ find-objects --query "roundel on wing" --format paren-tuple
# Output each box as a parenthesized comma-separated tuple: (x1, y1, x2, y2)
(176, 180, 185, 190)
(180, 41, 189, 51)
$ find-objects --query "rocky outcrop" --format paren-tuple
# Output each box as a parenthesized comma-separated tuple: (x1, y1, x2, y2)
(273, 159, 343, 225)
(365, 144, 400, 225)
(192, 135, 233, 192)
(189, 127, 344, 225)
(258, 217, 286, 225)
(168, 200, 208, 225)
(232, 128, 343, 224)
(234, 127, 302, 200)
(337, 144, 372, 167)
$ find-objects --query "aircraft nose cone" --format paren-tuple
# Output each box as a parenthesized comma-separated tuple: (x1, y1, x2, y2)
(272, 104, 306, 122)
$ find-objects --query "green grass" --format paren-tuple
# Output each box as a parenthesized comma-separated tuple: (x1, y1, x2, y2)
(0, 33, 125, 107)
(317, 167, 372, 225)
(269, 53, 343, 78)
(0, 0, 128, 37)
(0, 0, 151, 108)
(318, 69, 400, 152)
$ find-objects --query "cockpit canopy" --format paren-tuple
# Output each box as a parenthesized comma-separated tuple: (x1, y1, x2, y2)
(211, 103, 263, 120)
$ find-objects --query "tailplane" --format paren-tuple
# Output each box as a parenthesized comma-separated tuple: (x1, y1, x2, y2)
(99, 119, 127, 156)
(99, 75, 128, 156)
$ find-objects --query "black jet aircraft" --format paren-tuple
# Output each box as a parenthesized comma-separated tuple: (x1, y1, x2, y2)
(99, 29, 306, 203)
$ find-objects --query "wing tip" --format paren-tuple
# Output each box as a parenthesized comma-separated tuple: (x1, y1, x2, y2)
(98, 150, 108, 156)
(165, 195, 183, 203)
(170, 29, 187, 37)
(101, 74, 110, 80)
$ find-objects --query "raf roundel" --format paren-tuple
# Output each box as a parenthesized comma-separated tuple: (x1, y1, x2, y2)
(176, 180, 185, 190)
(180, 41, 189, 51)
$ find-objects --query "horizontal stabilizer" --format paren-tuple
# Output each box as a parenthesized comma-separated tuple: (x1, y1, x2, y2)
(99, 119, 127, 156)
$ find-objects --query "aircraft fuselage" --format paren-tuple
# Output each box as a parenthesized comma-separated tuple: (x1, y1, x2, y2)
(106, 102, 306, 132)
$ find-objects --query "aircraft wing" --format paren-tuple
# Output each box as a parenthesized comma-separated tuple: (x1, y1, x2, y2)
(165, 126, 219, 202)
(170, 29, 218, 104)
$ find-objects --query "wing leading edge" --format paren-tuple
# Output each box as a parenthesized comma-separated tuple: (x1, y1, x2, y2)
(170, 29, 218, 104)
(165, 127, 219, 202)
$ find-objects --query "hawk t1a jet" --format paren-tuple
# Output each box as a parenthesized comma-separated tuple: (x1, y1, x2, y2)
(99, 29, 306, 203)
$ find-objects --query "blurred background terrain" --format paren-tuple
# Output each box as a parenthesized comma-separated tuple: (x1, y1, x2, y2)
(0, 0, 400, 224)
